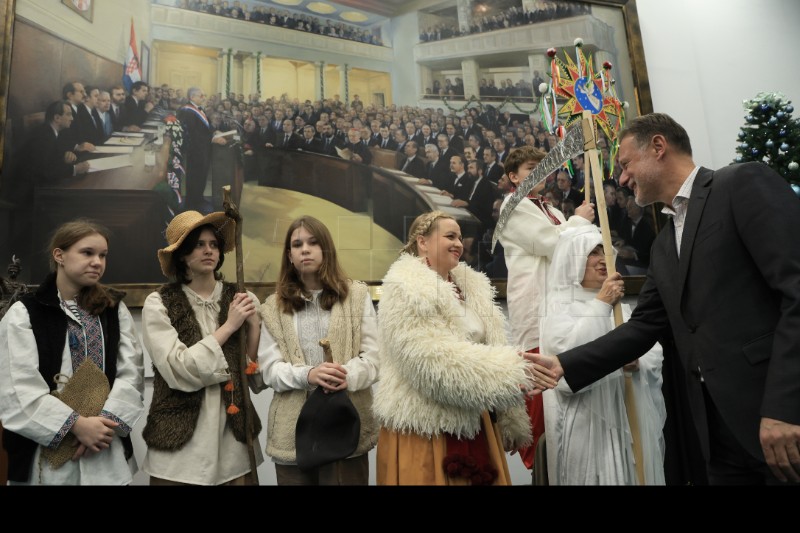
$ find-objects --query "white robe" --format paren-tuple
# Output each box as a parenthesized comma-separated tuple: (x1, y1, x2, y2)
(540, 291, 666, 485)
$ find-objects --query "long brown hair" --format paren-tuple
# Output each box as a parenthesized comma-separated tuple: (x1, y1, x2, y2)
(276, 216, 350, 314)
(48, 219, 115, 315)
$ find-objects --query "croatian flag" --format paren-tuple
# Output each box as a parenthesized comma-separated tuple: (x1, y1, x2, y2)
(123, 19, 141, 91)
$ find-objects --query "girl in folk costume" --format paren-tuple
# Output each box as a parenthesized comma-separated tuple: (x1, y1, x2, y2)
(253, 216, 379, 485)
(495, 146, 595, 480)
(140, 210, 263, 485)
(540, 226, 666, 484)
(0, 220, 144, 484)
(374, 211, 548, 486)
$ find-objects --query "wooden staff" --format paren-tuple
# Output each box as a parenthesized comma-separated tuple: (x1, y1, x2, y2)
(581, 112, 645, 485)
(222, 185, 259, 485)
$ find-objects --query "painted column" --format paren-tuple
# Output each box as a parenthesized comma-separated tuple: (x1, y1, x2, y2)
(460, 58, 479, 100)
(455, 0, 473, 33)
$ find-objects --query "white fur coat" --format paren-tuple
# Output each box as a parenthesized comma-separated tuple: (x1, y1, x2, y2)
(373, 254, 532, 449)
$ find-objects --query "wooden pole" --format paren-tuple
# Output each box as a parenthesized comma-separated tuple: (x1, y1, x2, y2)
(581, 117, 645, 485)
(222, 185, 259, 485)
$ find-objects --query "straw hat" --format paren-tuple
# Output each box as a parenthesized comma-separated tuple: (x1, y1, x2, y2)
(157, 210, 236, 278)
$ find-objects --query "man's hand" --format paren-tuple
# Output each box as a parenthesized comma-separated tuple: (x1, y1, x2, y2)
(212, 136, 228, 145)
(522, 352, 563, 394)
(451, 199, 468, 208)
(760, 417, 800, 482)
(75, 161, 90, 174)
(77, 142, 95, 152)
(64, 151, 77, 164)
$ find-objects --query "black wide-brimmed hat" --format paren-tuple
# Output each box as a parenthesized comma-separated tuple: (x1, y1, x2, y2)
(295, 388, 360, 471)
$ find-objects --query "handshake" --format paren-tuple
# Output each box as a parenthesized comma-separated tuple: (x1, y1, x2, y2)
(521, 352, 563, 398)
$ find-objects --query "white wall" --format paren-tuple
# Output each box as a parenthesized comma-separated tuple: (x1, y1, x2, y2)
(636, 0, 800, 169)
(16, 0, 152, 63)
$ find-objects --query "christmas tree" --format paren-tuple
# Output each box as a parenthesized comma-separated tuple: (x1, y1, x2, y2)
(735, 92, 800, 196)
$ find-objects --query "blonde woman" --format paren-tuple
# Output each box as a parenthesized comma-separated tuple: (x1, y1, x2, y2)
(374, 210, 545, 485)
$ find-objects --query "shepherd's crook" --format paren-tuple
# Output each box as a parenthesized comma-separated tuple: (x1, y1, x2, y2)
(222, 185, 259, 485)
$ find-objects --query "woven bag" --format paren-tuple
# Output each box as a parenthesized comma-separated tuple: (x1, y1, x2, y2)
(40, 360, 111, 469)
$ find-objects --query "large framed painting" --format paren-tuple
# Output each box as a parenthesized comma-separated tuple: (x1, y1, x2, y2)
(62, 0, 94, 23)
(0, 0, 655, 299)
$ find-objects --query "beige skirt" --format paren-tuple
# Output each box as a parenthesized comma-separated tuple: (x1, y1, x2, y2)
(376, 411, 512, 486)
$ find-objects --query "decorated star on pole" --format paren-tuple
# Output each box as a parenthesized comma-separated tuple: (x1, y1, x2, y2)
(549, 39, 623, 144)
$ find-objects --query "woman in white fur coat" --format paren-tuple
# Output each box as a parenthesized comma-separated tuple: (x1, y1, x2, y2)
(374, 211, 542, 485)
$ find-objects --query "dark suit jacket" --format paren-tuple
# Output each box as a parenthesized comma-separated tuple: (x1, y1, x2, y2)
(560, 163, 800, 463)
(343, 141, 372, 165)
(124, 95, 149, 127)
(74, 104, 104, 145)
(448, 172, 475, 202)
(320, 135, 339, 156)
(618, 214, 656, 268)
(371, 137, 397, 150)
(466, 176, 495, 230)
(485, 162, 504, 185)
(300, 137, 323, 153)
(109, 104, 125, 132)
(275, 132, 302, 150)
(431, 148, 456, 191)
(7, 124, 73, 206)
(399, 156, 426, 180)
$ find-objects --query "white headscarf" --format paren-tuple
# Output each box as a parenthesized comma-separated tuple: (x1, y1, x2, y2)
(546, 225, 614, 309)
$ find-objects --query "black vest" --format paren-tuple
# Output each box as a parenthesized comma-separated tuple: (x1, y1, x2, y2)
(2, 272, 131, 482)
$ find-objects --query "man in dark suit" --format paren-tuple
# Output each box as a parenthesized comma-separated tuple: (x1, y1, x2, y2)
(177, 87, 227, 212)
(529, 113, 800, 485)
(616, 195, 656, 274)
(342, 128, 372, 165)
(74, 86, 105, 146)
(5, 100, 90, 261)
(320, 122, 339, 156)
(555, 169, 582, 206)
(451, 159, 495, 232)
(300, 124, 322, 153)
(432, 133, 456, 191)
(444, 123, 464, 154)
(482, 147, 503, 186)
(275, 118, 302, 150)
(398, 141, 426, 179)
(442, 154, 473, 201)
(124, 81, 153, 128)
(370, 125, 397, 150)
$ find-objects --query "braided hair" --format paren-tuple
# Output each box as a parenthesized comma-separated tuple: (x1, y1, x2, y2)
(402, 210, 455, 256)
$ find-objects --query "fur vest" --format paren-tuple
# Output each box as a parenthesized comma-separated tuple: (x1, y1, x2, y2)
(372, 254, 532, 449)
(142, 282, 261, 451)
(259, 281, 377, 462)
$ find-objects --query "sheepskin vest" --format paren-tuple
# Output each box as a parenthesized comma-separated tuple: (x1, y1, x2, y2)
(372, 254, 532, 450)
(260, 281, 377, 462)
(142, 282, 261, 450)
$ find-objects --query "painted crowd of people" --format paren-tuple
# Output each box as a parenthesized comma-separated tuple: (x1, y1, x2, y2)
(2, 112, 799, 486)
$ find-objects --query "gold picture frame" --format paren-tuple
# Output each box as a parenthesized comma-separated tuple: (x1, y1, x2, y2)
(61, 0, 93, 23)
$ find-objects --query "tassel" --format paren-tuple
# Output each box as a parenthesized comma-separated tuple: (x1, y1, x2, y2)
(227, 403, 240, 415)
(224, 380, 234, 392)
(245, 361, 259, 375)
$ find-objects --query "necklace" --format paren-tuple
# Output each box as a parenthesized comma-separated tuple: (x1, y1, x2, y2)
(425, 257, 464, 301)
